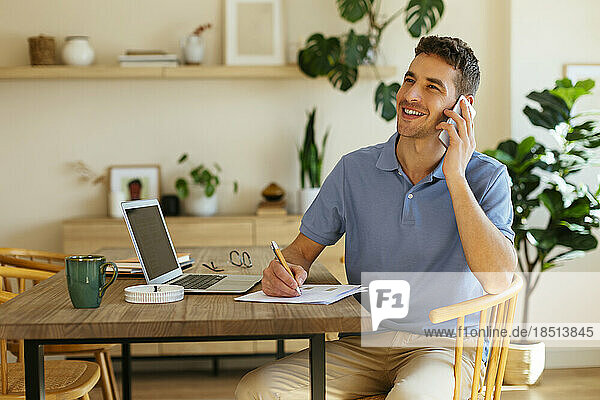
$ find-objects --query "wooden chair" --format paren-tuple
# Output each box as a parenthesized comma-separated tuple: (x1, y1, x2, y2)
(356, 274, 523, 400)
(0, 290, 101, 399)
(0, 249, 121, 400)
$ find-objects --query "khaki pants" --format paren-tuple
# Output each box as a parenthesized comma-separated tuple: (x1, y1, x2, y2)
(236, 331, 484, 400)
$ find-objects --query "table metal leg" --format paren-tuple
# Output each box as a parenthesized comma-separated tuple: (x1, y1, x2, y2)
(24, 340, 44, 400)
(122, 342, 132, 400)
(212, 357, 219, 376)
(309, 334, 325, 400)
(276, 339, 285, 359)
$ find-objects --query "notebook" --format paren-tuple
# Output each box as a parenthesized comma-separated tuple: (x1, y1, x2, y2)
(234, 284, 364, 305)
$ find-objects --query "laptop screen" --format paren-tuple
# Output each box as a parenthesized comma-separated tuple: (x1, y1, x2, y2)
(124, 205, 179, 281)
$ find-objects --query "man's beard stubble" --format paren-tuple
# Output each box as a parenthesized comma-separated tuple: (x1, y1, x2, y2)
(397, 112, 446, 140)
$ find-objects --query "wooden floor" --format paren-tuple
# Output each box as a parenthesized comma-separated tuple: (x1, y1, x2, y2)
(87, 365, 600, 400)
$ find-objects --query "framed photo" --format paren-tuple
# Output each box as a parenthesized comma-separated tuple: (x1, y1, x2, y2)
(108, 165, 161, 201)
(564, 64, 600, 114)
(224, 0, 285, 65)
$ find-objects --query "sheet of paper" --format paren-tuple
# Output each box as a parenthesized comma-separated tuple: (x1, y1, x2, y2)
(234, 284, 363, 305)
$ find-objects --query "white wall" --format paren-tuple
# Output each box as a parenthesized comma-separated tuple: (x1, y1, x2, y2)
(0, 0, 510, 251)
(510, 0, 600, 368)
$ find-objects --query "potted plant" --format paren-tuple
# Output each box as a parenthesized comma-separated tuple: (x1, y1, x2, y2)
(298, 107, 330, 214)
(175, 154, 238, 216)
(298, 0, 446, 121)
(484, 78, 599, 384)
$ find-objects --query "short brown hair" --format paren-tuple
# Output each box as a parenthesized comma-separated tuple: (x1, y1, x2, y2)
(414, 36, 480, 97)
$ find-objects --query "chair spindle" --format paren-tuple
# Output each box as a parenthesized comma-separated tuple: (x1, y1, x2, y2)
(484, 301, 506, 400)
(493, 297, 518, 399)
(1, 339, 7, 395)
(453, 316, 465, 400)
(471, 307, 488, 400)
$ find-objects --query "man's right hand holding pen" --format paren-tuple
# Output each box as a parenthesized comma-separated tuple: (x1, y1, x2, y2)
(263, 241, 308, 297)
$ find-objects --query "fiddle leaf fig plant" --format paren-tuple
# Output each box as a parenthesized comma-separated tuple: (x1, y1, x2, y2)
(484, 78, 600, 325)
(298, 0, 445, 121)
(175, 154, 238, 199)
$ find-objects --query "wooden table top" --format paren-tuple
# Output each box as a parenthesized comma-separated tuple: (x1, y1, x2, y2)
(0, 247, 365, 339)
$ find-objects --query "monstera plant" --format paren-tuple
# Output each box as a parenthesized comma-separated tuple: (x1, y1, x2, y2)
(298, 0, 445, 121)
(484, 78, 600, 325)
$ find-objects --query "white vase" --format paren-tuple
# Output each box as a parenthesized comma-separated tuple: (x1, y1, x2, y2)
(298, 187, 320, 215)
(62, 36, 94, 66)
(186, 186, 218, 216)
(181, 35, 205, 65)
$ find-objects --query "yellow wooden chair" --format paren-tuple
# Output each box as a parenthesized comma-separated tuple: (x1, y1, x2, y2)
(356, 274, 523, 400)
(0, 249, 121, 400)
(0, 290, 101, 399)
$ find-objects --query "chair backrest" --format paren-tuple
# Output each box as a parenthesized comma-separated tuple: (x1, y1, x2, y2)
(0, 253, 56, 367)
(0, 248, 66, 293)
(0, 290, 18, 395)
(429, 274, 523, 400)
(0, 248, 68, 264)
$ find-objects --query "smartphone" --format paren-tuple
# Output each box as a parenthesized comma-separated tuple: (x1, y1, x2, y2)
(438, 95, 476, 148)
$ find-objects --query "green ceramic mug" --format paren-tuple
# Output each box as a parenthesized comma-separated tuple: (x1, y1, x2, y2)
(65, 255, 118, 309)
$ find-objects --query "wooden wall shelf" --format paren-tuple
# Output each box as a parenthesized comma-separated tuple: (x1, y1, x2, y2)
(0, 65, 396, 80)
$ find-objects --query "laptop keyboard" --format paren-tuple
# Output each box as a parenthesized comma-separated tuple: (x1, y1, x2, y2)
(170, 274, 226, 290)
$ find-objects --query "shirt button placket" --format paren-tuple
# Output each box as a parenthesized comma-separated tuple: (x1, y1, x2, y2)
(403, 192, 415, 224)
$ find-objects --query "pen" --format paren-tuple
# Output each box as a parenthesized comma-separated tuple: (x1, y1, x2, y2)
(270, 241, 302, 295)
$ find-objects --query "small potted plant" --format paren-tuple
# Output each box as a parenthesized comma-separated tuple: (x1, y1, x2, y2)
(175, 154, 238, 216)
(181, 23, 212, 65)
(298, 107, 330, 214)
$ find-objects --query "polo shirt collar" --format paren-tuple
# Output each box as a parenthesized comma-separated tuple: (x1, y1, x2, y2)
(375, 132, 401, 171)
(376, 132, 446, 180)
(431, 156, 446, 180)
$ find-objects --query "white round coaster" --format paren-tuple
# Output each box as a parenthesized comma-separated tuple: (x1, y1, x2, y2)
(124, 284, 184, 304)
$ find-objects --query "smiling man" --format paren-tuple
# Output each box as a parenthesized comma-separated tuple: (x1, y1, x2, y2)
(236, 36, 516, 400)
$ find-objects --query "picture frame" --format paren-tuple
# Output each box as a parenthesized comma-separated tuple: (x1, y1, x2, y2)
(564, 64, 600, 114)
(224, 0, 285, 66)
(108, 165, 161, 201)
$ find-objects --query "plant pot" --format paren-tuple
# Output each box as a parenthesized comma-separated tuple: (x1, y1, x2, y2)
(298, 188, 320, 215)
(503, 341, 545, 385)
(186, 186, 218, 216)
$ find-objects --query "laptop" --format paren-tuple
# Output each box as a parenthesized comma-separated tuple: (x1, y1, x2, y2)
(121, 199, 262, 293)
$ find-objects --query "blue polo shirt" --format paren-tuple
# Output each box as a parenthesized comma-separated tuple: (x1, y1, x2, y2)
(300, 132, 514, 336)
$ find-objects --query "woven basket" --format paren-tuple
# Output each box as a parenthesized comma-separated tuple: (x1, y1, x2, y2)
(28, 35, 56, 65)
(503, 341, 545, 385)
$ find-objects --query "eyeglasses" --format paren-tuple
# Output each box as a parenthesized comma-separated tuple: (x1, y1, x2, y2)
(229, 250, 252, 268)
(201, 261, 224, 272)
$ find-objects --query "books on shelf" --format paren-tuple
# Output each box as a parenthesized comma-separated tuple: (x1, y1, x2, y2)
(120, 61, 178, 67)
(118, 53, 179, 67)
(118, 54, 178, 62)
(125, 49, 168, 55)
